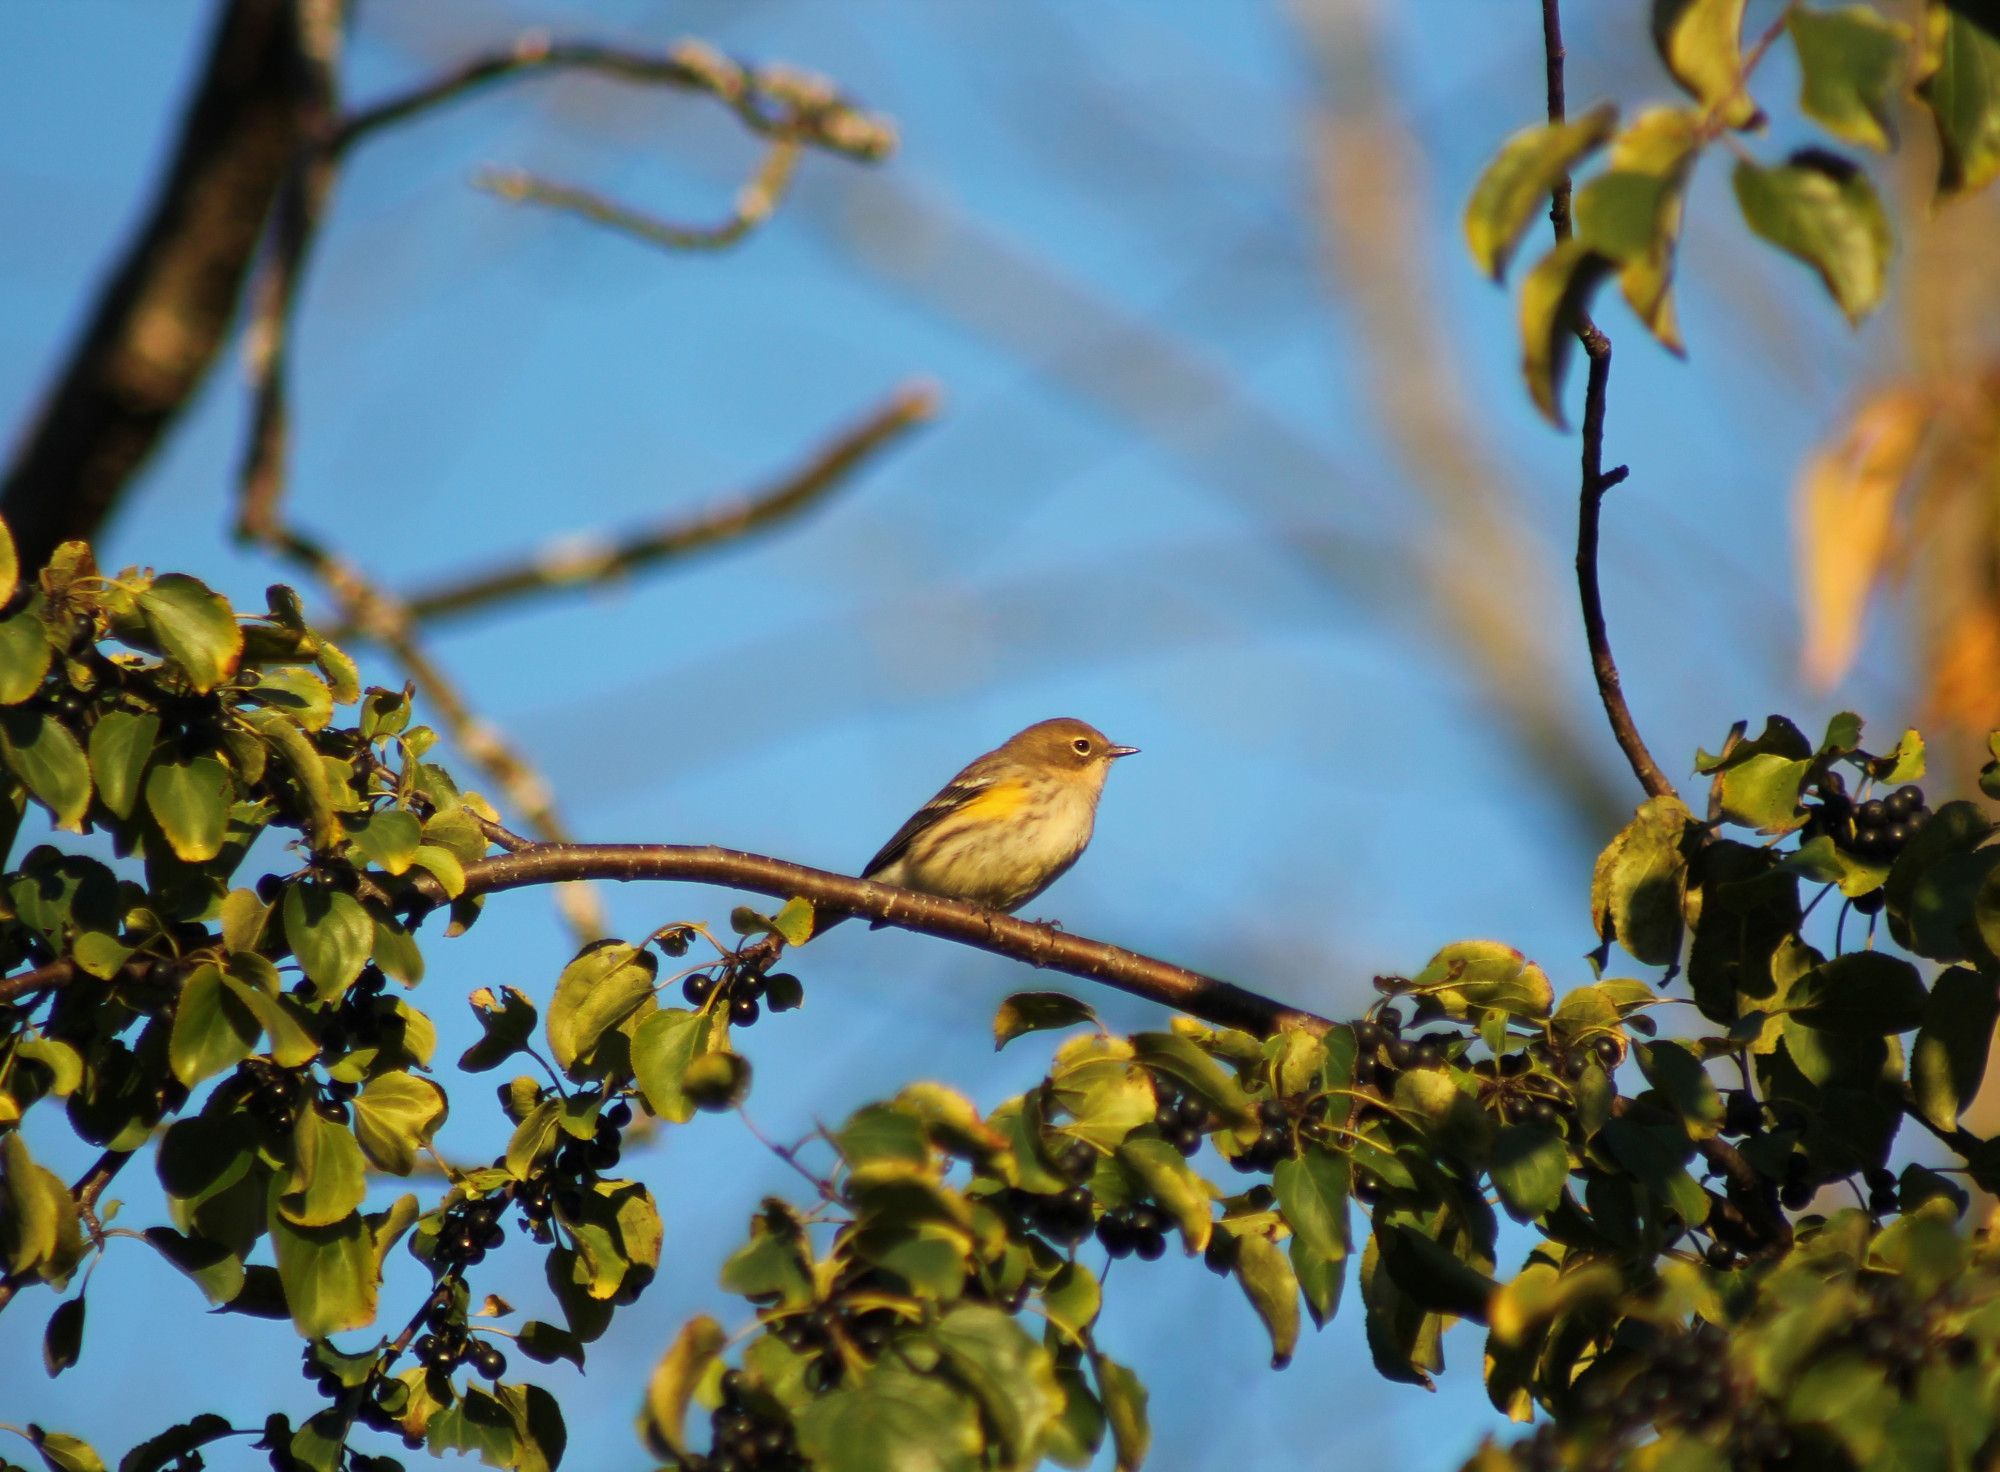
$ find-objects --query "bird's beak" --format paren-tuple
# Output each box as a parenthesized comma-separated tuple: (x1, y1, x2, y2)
(1108, 744, 1140, 759)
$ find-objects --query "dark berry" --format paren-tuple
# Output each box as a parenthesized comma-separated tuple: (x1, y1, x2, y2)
(1857, 798, 1887, 827)
(1171, 1125, 1202, 1157)
(683, 973, 715, 1006)
(1353, 1021, 1384, 1053)
(1097, 1217, 1135, 1258)
(1134, 1230, 1167, 1261)
(1386, 1039, 1415, 1069)
(1851, 888, 1886, 915)
(1886, 784, 1922, 817)
(730, 994, 761, 1027)
(1412, 1037, 1446, 1068)
(1781, 1178, 1814, 1211)
(472, 1344, 507, 1378)
(1378, 1007, 1404, 1035)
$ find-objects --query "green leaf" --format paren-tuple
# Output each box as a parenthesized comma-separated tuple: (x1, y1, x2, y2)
(1733, 152, 1893, 324)
(1590, 795, 1696, 965)
(0, 708, 91, 829)
(269, 1205, 376, 1340)
(352, 1072, 448, 1174)
(25, 1428, 105, 1472)
(1042, 1361, 1105, 1471)
(279, 1107, 368, 1228)
(1040, 1260, 1101, 1342)
(135, 574, 241, 693)
(116, 1413, 237, 1472)
(1517, 239, 1614, 427)
(993, 991, 1097, 1049)
(632, 1008, 715, 1124)
(931, 1303, 1061, 1470)
(1717, 751, 1813, 832)
(1130, 1030, 1255, 1124)
(168, 963, 260, 1088)
(637, 1315, 724, 1459)
(682, 1049, 752, 1112)
(218, 971, 318, 1067)
(239, 708, 339, 852)
(0, 517, 15, 605)
(1092, 1354, 1149, 1472)
(1231, 1230, 1302, 1368)
(546, 941, 657, 1076)
(1412, 940, 1554, 1020)
(506, 1099, 563, 1180)
(1291, 1232, 1345, 1329)
(795, 1364, 983, 1472)
(83, 711, 157, 822)
(1636, 1039, 1725, 1137)
(1117, 1135, 1214, 1252)
(1910, 966, 1999, 1132)
(243, 665, 333, 732)
(1489, 1125, 1569, 1222)
(517, 1319, 586, 1369)
(1464, 103, 1618, 279)
(1272, 1147, 1350, 1263)
(771, 896, 815, 946)
(460, 986, 539, 1073)
(1653, 0, 1761, 127)
(0, 607, 52, 704)
(1, 1134, 83, 1284)
(1049, 1039, 1156, 1151)
(1919, 5, 2000, 195)
(42, 1295, 83, 1377)
(218, 887, 272, 955)
(1790, 5, 1911, 151)
(1789, 951, 1927, 1033)
(144, 755, 233, 862)
(1374, 1220, 1498, 1321)
(282, 883, 372, 1000)
(1576, 108, 1703, 352)
(348, 808, 421, 875)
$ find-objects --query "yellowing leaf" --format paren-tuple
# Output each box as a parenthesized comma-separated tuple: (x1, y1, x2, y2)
(1653, 0, 1761, 129)
(1796, 390, 1928, 687)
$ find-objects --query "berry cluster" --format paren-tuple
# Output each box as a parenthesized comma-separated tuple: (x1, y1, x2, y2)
(227, 1057, 302, 1133)
(1538, 1328, 1793, 1472)
(434, 1193, 507, 1269)
(1007, 1184, 1095, 1246)
(768, 1299, 899, 1390)
(1806, 776, 1930, 862)
(1527, 1033, 1622, 1081)
(1095, 1202, 1169, 1260)
(683, 966, 804, 1029)
(688, 1370, 803, 1472)
(1352, 1008, 1454, 1086)
(304, 963, 391, 1058)
(411, 1292, 508, 1379)
(297, 1346, 405, 1433)
(1150, 1090, 1214, 1157)
(1228, 1098, 1292, 1174)
(1474, 1053, 1565, 1130)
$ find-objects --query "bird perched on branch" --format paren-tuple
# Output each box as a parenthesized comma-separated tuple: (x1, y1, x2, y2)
(861, 717, 1138, 917)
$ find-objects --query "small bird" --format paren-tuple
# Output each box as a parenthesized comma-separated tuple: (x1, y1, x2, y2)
(861, 717, 1138, 916)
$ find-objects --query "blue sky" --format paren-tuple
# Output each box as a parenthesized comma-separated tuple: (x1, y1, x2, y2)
(0, 2, 1913, 1469)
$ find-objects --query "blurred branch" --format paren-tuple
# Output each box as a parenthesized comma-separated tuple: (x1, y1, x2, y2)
(476, 136, 803, 252)
(332, 33, 895, 162)
(398, 382, 939, 627)
(224, 22, 903, 940)
(1291, 0, 1631, 839)
(1540, 0, 1677, 804)
(0, 0, 319, 570)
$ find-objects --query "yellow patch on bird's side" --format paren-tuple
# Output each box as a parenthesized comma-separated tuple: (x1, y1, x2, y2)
(947, 779, 1035, 824)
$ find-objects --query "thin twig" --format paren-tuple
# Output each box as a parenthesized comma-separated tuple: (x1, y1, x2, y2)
(398, 383, 938, 626)
(1539, 0, 1677, 804)
(477, 135, 802, 252)
(332, 34, 895, 162)
(0, 1150, 133, 1317)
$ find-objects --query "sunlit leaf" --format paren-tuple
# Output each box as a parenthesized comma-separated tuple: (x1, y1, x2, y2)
(1733, 151, 1893, 324)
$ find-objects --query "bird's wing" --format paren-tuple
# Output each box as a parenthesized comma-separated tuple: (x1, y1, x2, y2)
(862, 764, 1008, 879)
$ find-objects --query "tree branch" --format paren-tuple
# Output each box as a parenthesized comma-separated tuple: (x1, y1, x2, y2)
(0, 0, 315, 570)
(435, 842, 1327, 1038)
(396, 383, 938, 626)
(1539, 0, 1677, 804)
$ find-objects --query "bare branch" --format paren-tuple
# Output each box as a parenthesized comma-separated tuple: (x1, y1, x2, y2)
(432, 841, 1327, 1039)
(0, 0, 315, 570)
(476, 135, 803, 253)
(1540, 0, 1678, 804)
(332, 34, 896, 163)
(399, 382, 937, 626)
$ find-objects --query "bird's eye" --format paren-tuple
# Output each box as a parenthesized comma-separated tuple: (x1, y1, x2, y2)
(1072, 738, 1092, 755)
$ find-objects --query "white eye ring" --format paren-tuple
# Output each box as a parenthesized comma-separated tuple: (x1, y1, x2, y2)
(1072, 738, 1092, 754)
